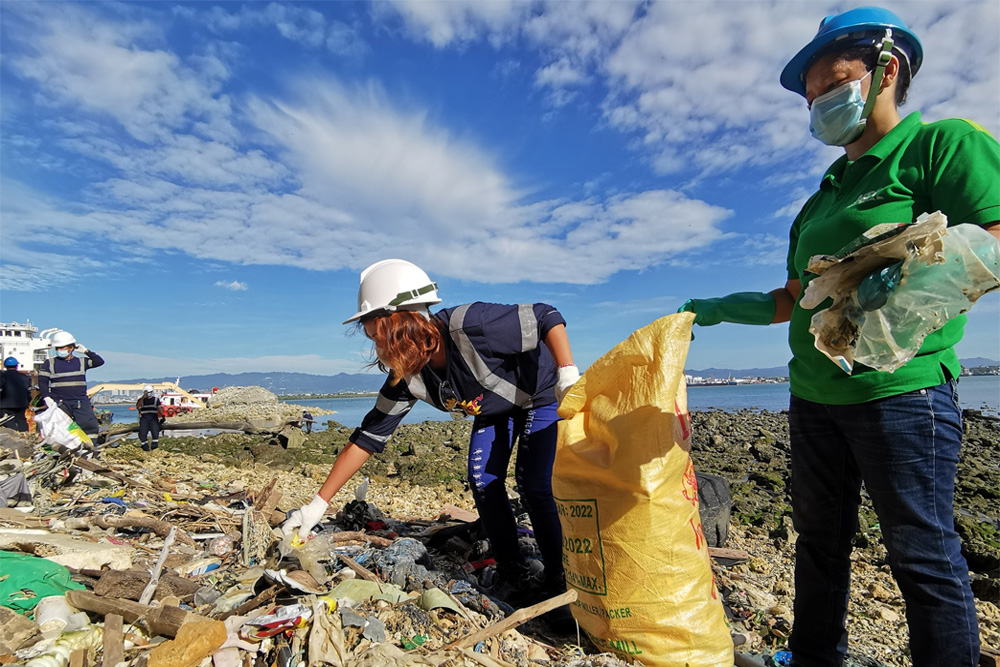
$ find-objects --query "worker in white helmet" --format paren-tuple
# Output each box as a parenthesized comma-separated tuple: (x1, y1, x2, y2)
(285, 259, 580, 621)
(38, 330, 105, 436)
(136, 385, 163, 451)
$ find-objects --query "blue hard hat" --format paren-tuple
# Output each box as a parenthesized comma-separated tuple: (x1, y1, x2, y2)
(3, 357, 18, 367)
(780, 6, 923, 97)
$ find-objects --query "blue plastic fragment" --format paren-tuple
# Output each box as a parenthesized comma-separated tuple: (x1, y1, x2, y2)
(474, 641, 486, 653)
(773, 650, 793, 666)
(100, 497, 127, 507)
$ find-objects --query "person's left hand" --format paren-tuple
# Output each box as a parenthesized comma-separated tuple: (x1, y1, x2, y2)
(555, 364, 580, 403)
(75, 344, 89, 354)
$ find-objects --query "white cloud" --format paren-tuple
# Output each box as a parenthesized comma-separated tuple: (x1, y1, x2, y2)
(1, 4, 733, 289)
(215, 280, 248, 291)
(380, 0, 526, 48)
(198, 3, 368, 57)
(6, 4, 233, 145)
(380, 1, 999, 180)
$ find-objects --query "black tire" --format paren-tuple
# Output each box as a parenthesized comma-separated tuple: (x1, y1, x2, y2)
(697, 472, 731, 548)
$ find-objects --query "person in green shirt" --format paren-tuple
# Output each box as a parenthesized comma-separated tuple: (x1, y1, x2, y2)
(680, 8, 999, 667)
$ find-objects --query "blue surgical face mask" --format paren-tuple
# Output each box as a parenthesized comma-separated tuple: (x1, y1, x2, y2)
(56, 349, 71, 359)
(809, 71, 872, 146)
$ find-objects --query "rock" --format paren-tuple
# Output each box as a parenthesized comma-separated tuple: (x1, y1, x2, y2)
(875, 607, 900, 623)
(867, 582, 895, 602)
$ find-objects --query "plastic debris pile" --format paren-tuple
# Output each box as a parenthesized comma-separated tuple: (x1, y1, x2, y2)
(0, 428, 650, 667)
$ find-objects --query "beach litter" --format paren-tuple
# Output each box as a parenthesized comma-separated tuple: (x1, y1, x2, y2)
(0, 425, 669, 667)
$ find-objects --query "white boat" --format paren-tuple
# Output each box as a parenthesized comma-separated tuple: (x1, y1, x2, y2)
(0, 321, 53, 371)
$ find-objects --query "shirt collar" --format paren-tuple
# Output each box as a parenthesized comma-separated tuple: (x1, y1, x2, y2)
(820, 112, 922, 190)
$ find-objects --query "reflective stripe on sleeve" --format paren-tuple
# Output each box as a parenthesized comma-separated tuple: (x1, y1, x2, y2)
(375, 392, 415, 416)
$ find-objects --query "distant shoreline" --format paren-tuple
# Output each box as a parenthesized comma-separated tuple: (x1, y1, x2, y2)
(280, 392, 379, 400)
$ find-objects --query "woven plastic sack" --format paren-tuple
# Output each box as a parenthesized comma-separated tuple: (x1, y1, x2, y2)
(554, 313, 732, 666)
(34, 397, 92, 450)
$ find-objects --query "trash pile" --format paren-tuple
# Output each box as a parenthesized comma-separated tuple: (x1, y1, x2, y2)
(0, 428, 649, 667)
(170, 386, 332, 426)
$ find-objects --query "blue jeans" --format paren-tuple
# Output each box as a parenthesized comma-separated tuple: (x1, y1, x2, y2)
(468, 403, 562, 581)
(788, 381, 979, 667)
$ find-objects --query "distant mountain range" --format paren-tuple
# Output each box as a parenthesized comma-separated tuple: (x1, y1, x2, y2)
(95, 358, 999, 394)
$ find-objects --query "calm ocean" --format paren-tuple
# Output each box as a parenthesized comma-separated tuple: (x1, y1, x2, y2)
(102, 375, 999, 428)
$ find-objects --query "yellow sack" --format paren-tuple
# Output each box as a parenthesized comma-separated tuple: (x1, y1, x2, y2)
(554, 313, 732, 667)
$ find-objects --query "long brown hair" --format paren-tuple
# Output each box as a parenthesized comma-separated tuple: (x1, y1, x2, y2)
(363, 310, 442, 384)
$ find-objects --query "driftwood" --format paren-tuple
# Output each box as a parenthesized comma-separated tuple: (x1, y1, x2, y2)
(94, 569, 200, 602)
(337, 553, 381, 582)
(110, 420, 277, 435)
(216, 585, 281, 622)
(63, 515, 197, 548)
(325, 531, 393, 547)
(708, 547, 750, 562)
(65, 590, 210, 638)
(447, 589, 578, 649)
(139, 526, 175, 605)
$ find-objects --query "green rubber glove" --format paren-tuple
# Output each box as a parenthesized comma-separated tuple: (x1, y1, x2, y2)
(678, 292, 776, 326)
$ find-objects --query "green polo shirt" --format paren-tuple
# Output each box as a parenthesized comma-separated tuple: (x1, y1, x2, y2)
(787, 112, 1000, 405)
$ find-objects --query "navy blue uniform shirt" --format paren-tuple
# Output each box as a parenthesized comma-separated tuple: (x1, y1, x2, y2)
(350, 302, 566, 453)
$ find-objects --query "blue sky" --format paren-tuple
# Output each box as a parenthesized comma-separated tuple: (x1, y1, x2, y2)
(1, 0, 998, 381)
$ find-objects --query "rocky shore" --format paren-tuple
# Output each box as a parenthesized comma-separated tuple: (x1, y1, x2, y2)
(131, 408, 1000, 664)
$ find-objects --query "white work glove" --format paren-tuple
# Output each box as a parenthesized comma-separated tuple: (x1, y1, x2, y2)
(555, 364, 581, 403)
(75, 344, 89, 354)
(282, 494, 329, 540)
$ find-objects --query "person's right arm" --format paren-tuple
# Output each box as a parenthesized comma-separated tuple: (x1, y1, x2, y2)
(283, 377, 415, 539)
(316, 443, 371, 502)
(769, 279, 802, 323)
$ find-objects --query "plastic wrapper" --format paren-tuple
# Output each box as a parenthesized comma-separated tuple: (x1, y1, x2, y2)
(34, 398, 92, 451)
(803, 212, 1000, 373)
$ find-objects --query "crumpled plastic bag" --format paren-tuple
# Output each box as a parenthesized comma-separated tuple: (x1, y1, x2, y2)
(0, 552, 85, 614)
(554, 313, 733, 667)
(34, 398, 92, 451)
(802, 211, 1000, 373)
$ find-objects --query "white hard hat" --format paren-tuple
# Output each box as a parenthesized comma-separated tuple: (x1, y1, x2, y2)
(51, 331, 77, 348)
(343, 259, 441, 324)
(144, 385, 154, 392)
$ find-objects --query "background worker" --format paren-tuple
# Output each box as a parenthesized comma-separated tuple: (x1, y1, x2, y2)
(136, 385, 163, 451)
(284, 259, 580, 610)
(301, 410, 314, 434)
(38, 330, 105, 437)
(679, 7, 998, 667)
(0, 357, 31, 432)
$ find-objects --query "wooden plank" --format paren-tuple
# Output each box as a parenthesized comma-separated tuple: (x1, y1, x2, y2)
(708, 547, 750, 562)
(216, 585, 280, 622)
(446, 589, 578, 649)
(65, 590, 208, 638)
(69, 649, 85, 667)
(103, 614, 124, 667)
(337, 553, 381, 582)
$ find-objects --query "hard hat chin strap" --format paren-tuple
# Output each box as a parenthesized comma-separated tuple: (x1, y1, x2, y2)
(386, 283, 438, 308)
(860, 30, 894, 122)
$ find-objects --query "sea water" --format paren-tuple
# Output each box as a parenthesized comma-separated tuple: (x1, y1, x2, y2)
(99, 375, 998, 428)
